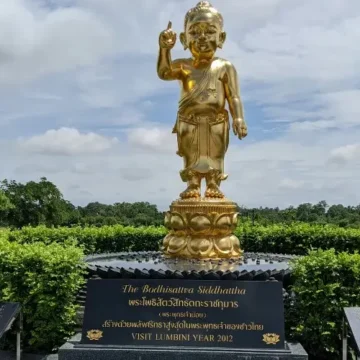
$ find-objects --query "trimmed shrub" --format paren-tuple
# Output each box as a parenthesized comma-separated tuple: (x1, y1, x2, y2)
(0, 236, 86, 352)
(7, 225, 167, 255)
(237, 222, 360, 255)
(286, 249, 360, 359)
(6, 223, 360, 256)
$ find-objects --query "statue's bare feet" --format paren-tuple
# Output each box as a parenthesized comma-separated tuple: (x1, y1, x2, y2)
(180, 185, 201, 199)
(204, 184, 225, 199)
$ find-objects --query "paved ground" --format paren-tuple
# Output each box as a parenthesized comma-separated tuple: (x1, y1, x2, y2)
(0, 350, 58, 360)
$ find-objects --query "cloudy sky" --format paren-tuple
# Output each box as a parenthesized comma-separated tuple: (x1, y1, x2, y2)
(0, 0, 359, 210)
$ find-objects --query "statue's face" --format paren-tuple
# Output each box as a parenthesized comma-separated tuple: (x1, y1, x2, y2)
(184, 15, 224, 58)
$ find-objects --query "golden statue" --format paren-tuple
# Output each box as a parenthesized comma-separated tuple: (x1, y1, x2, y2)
(157, 1, 247, 259)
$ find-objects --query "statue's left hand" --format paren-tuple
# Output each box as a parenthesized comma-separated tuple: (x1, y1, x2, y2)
(233, 118, 248, 140)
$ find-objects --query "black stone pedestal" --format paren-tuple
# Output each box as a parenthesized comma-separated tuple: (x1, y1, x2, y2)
(66, 252, 307, 360)
(59, 334, 307, 360)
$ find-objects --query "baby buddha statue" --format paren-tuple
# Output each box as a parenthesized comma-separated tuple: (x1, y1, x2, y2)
(157, 1, 247, 259)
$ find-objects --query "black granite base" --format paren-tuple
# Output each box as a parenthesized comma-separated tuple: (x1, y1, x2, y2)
(58, 334, 307, 360)
(77, 251, 295, 307)
(0, 350, 57, 360)
(68, 253, 307, 359)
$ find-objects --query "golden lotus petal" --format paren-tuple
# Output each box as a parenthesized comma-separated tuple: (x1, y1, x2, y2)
(188, 237, 213, 256)
(163, 233, 171, 248)
(230, 235, 241, 255)
(170, 214, 185, 230)
(189, 215, 211, 232)
(168, 235, 187, 253)
(214, 235, 232, 254)
(215, 214, 233, 235)
(232, 213, 239, 226)
(164, 212, 171, 228)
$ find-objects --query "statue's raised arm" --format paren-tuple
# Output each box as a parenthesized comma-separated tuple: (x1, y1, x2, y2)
(157, 22, 180, 81)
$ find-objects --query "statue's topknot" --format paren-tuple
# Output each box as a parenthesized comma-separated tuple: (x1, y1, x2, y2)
(184, 1, 223, 29)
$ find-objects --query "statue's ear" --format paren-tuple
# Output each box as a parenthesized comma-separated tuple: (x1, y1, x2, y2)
(218, 31, 226, 49)
(180, 32, 188, 50)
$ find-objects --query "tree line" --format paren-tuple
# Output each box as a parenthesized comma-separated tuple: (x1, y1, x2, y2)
(0, 178, 359, 229)
(0, 178, 164, 228)
(239, 201, 360, 228)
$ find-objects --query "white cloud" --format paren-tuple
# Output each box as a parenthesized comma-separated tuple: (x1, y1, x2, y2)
(17, 128, 118, 155)
(0, 0, 360, 210)
(329, 144, 360, 164)
(4, 126, 360, 210)
(127, 127, 176, 153)
(0, 0, 114, 85)
(279, 178, 305, 190)
(289, 120, 336, 132)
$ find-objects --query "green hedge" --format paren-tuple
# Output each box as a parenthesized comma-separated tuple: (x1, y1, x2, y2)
(0, 234, 85, 352)
(6, 223, 360, 256)
(287, 249, 360, 360)
(7, 225, 166, 255)
(237, 222, 360, 255)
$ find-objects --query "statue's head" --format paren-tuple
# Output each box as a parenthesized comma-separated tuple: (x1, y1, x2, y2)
(180, 1, 226, 59)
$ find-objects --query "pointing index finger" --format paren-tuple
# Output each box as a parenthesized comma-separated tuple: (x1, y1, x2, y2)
(167, 21, 172, 30)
